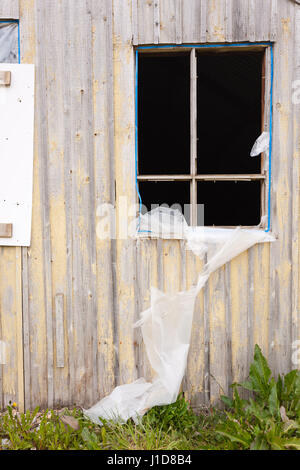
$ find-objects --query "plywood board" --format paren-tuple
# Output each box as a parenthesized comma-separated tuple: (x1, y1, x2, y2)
(0, 64, 35, 246)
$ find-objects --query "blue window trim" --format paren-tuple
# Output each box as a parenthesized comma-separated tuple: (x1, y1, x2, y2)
(0, 19, 20, 63)
(135, 42, 274, 233)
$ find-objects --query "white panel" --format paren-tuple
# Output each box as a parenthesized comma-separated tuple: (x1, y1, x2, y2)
(0, 64, 34, 246)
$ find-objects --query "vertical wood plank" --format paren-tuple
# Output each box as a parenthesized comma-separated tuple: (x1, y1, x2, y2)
(138, 0, 155, 45)
(15, 247, 24, 412)
(60, 0, 75, 407)
(20, 0, 49, 410)
(175, 0, 182, 44)
(182, 0, 202, 44)
(43, 0, 69, 407)
(162, 240, 182, 294)
(91, 0, 116, 401)
(254, 0, 270, 42)
(203, 269, 210, 405)
(159, 0, 176, 44)
(225, 0, 233, 43)
(184, 250, 205, 410)
(247, 247, 255, 371)
(113, 0, 138, 386)
(136, 239, 157, 381)
(248, 0, 256, 43)
(66, 0, 98, 407)
(224, 263, 233, 397)
(292, 2, 300, 368)
(253, 244, 270, 357)
(270, 0, 278, 42)
(207, 0, 226, 43)
(55, 294, 65, 369)
(200, 0, 207, 43)
(35, 0, 54, 410)
(132, 0, 139, 45)
(209, 267, 228, 405)
(230, 253, 249, 396)
(269, 0, 294, 376)
(0, 248, 23, 408)
(232, 0, 249, 42)
(22, 247, 30, 410)
(154, 0, 160, 44)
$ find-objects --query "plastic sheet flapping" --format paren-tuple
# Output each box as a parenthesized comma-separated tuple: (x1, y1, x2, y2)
(250, 131, 270, 157)
(0, 23, 18, 63)
(84, 207, 275, 425)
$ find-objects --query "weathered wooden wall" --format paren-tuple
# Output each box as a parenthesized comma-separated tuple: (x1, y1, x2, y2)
(0, 0, 19, 20)
(0, 0, 299, 412)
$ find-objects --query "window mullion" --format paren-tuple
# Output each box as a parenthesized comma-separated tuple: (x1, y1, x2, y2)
(190, 48, 197, 226)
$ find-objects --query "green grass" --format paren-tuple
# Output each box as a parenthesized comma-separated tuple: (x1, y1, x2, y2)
(0, 396, 217, 450)
(1, 345, 299, 450)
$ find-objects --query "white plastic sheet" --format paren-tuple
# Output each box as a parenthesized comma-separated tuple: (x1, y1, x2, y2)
(84, 208, 275, 425)
(0, 23, 18, 63)
(250, 131, 270, 157)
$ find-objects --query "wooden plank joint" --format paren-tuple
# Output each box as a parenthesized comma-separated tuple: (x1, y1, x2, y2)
(0, 223, 13, 238)
(0, 71, 11, 86)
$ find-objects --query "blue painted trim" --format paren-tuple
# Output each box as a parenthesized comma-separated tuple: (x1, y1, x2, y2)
(136, 41, 273, 51)
(266, 44, 274, 233)
(135, 42, 273, 232)
(17, 20, 21, 64)
(0, 20, 20, 63)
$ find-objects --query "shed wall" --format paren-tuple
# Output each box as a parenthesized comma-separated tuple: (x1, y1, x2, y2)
(0, 0, 299, 411)
(0, 0, 19, 20)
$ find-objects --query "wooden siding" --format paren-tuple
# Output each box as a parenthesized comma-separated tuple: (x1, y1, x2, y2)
(132, 0, 278, 45)
(0, 0, 299, 411)
(0, 0, 19, 19)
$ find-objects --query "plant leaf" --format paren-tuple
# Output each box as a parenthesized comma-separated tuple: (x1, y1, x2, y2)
(250, 434, 269, 450)
(221, 395, 233, 408)
(247, 345, 272, 400)
(216, 430, 250, 448)
(283, 439, 300, 450)
(268, 381, 280, 418)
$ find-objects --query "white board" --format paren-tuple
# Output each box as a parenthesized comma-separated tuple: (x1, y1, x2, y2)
(0, 64, 35, 246)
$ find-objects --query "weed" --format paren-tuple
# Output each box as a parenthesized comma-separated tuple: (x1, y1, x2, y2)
(0, 345, 299, 450)
(218, 345, 300, 450)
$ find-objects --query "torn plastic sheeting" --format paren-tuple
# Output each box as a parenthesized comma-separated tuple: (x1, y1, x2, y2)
(84, 208, 275, 425)
(138, 206, 188, 239)
(250, 131, 270, 157)
(0, 23, 18, 63)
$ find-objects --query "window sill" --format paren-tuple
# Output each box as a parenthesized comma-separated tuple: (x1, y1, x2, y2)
(135, 224, 270, 241)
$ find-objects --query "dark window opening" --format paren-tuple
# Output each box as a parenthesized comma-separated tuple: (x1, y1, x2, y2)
(138, 54, 190, 175)
(139, 181, 191, 225)
(197, 51, 263, 174)
(137, 48, 266, 227)
(197, 181, 261, 226)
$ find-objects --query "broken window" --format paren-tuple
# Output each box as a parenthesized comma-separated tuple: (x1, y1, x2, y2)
(137, 48, 266, 227)
(0, 22, 19, 63)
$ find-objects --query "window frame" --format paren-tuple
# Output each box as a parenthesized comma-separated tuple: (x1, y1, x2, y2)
(135, 43, 273, 231)
(0, 20, 20, 64)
